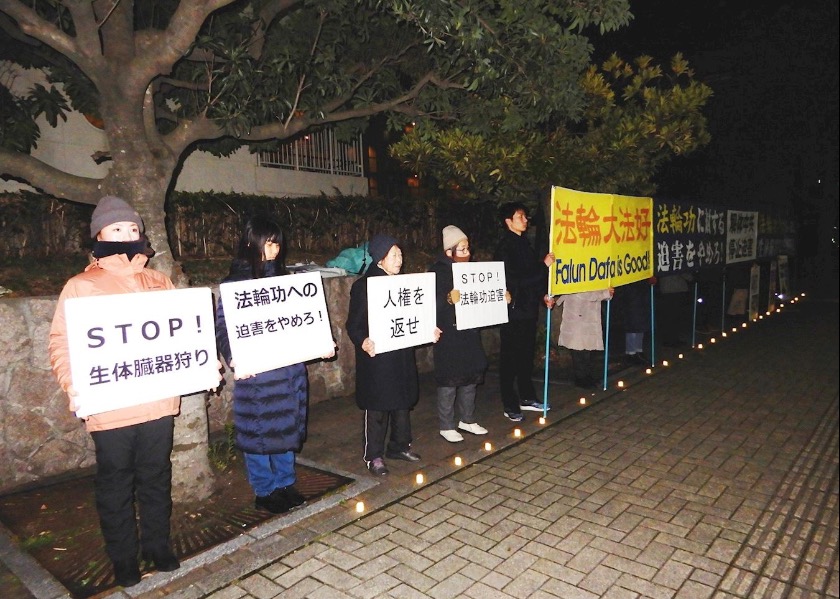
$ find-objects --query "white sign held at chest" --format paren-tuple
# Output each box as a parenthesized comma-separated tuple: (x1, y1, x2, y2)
(451, 261, 508, 330)
(367, 272, 436, 354)
(218, 271, 334, 376)
(65, 287, 218, 417)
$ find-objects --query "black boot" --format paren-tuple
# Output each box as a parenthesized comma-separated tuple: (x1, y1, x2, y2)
(255, 491, 291, 514)
(113, 558, 141, 587)
(142, 546, 180, 572)
(273, 485, 305, 508)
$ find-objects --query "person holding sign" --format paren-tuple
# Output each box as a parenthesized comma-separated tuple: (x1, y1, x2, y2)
(553, 288, 614, 388)
(48, 196, 181, 588)
(215, 217, 334, 514)
(430, 226, 489, 443)
(494, 202, 555, 421)
(346, 233, 441, 476)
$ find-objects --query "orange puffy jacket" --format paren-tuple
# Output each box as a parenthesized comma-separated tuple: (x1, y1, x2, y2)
(49, 253, 180, 432)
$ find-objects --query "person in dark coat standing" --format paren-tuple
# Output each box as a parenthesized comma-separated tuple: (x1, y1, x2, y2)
(616, 278, 654, 365)
(430, 226, 489, 443)
(493, 202, 555, 421)
(346, 233, 441, 476)
(216, 217, 334, 514)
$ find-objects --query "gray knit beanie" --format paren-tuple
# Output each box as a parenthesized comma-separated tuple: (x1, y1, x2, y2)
(90, 196, 144, 238)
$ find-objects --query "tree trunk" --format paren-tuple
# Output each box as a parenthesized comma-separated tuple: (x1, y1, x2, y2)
(108, 139, 215, 503)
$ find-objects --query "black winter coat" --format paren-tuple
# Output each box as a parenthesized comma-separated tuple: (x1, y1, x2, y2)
(494, 229, 549, 321)
(430, 254, 488, 387)
(617, 280, 651, 332)
(216, 260, 309, 455)
(345, 265, 419, 411)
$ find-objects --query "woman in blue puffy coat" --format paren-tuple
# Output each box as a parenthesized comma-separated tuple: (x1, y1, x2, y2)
(216, 217, 332, 514)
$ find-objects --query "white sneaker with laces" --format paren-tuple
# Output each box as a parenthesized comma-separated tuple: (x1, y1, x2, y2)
(440, 429, 464, 443)
(458, 421, 488, 435)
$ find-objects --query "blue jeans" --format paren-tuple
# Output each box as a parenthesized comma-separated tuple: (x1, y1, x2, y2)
(625, 332, 645, 355)
(243, 452, 296, 497)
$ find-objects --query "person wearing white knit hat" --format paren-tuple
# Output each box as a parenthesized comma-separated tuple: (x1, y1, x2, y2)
(430, 226, 489, 443)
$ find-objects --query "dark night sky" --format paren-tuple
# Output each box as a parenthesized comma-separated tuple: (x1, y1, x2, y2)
(594, 0, 839, 249)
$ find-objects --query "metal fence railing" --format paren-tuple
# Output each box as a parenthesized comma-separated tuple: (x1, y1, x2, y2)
(257, 130, 364, 177)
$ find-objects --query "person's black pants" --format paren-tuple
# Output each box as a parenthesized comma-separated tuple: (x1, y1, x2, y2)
(499, 317, 538, 412)
(90, 416, 174, 563)
(571, 349, 594, 384)
(363, 409, 412, 462)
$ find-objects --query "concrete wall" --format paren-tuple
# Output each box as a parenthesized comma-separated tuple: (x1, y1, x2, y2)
(0, 276, 500, 493)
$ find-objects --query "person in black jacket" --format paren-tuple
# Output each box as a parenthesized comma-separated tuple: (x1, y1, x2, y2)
(216, 217, 334, 514)
(430, 226, 489, 443)
(345, 233, 441, 476)
(493, 202, 555, 421)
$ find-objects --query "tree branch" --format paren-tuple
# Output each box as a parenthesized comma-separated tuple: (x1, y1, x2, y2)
(249, 0, 303, 60)
(135, 0, 237, 78)
(0, 147, 101, 204)
(95, 0, 136, 63)
(0, 1, 84, 69)
(66, 1, 101, 64)
(161, 113, 224, 156)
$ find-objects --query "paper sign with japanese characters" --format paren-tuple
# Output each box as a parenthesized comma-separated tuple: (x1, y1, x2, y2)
(218, 271, 334, 375)
(549, 186, 654, 294)
(654, 202, 726, 274)
(452, 261, 508, 330)
(367, 273, 436, 354)
(64, 287, 218, 417)
(777, 255, 790, 298)
(748, 262, 761, 321)
(726, 210, 758, 263)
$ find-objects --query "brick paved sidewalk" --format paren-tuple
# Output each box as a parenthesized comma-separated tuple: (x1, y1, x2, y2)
(3, 292, 836, 598)
(163, 294, 838, 598)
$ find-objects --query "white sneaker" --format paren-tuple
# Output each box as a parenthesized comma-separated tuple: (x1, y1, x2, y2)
(458, 421, 488, 435)
(440, 429, 464, 443)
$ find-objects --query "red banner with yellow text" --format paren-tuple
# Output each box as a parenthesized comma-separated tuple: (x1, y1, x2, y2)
(549, 186, 653, 294)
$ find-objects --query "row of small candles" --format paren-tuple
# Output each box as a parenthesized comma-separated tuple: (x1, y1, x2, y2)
(354, 433, 529, 512)
(353, 294, 804, 513)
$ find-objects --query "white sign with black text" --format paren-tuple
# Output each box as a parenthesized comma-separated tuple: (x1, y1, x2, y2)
(219, 271, 334, 376)
(451, 261, 509, 330)
(367, 272, 437, 354)
(65, 287, 218, 417)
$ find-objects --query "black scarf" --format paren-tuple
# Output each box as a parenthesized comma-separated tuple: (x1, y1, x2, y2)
(91, 240, 149, 261)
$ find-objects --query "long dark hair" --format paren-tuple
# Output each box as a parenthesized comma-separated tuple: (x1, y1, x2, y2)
(235, 216, 287, 279)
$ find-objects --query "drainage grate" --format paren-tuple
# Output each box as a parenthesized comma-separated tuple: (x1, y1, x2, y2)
(0, 463, 353, 598)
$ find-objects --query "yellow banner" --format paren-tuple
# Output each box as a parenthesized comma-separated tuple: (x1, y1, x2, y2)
(549, 186, 653, 294)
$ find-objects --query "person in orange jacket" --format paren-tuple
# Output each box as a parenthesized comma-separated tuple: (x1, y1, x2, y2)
(49, 196, 181, 587)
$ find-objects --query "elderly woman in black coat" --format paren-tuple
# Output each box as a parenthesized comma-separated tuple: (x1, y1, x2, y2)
(346, 233, 440, 476)
(430, 226, 489, 443)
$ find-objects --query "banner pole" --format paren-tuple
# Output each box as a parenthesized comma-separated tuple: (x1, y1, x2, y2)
(543, 305, 551, 417)
(720, 269, 727, 332)
(602, 299, 611, 390)
(692, 281, 699, 348)
(649, 282, 655, 366)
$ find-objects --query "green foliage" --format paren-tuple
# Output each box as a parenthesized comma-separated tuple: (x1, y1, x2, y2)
(0, 86, 40, 153)
(390, 53, 712, 199)
(1, 189, 505, 281)
(0, 0, 634, 274)
(207, 424, 237, 472)
(1, 0, 633, 157)
(19, 531, 55, 552)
